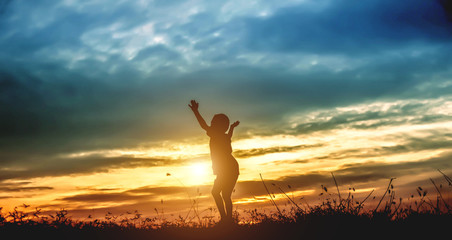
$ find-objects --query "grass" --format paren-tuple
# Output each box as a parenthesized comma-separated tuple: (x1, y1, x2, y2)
(1, 173, 452, 240)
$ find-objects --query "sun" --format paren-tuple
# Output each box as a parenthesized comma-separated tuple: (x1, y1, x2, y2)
(189, 162, 209, 177)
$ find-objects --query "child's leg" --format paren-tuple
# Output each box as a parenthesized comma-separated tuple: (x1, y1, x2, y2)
(211, 176, 226, 219)
(221, 174, 238, 220)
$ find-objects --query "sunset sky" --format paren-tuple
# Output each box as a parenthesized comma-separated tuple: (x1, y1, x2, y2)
(1, 0, 452, 219)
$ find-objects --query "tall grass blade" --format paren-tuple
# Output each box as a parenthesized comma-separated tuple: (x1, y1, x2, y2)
(430, 178, 450, 212)
(331, 172, 342, 202)
(438, 169, 452, 186)
(373, 178, 395, 213)
(259, 173, 282, 216)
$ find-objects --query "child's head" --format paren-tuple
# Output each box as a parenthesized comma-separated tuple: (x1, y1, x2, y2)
(211, 114, 229, 133)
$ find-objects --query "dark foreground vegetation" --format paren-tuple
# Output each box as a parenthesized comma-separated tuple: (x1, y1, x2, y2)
(2, 175, 452, 240)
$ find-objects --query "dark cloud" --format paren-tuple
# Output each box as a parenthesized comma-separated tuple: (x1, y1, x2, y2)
(0, 181, 53, 192)
(0, 64, 170, 162)
(126, 185, 210, 196)
(242, 0, 452, 54)
(439, 0, 452, 21)
(58, 184, 212, 206)
(335, 151, 452, 182)
(133, 45, 182, 62)
(60, 192, 148, 203)
(0, 186, 53, 192)
(233, 143, 324, 158)
(0, 155, 179, 181)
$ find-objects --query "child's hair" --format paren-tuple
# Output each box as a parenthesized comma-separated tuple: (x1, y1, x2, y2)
(211, 114, 230, 133)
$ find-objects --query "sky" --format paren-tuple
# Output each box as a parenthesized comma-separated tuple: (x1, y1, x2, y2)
(1, 0, 452, 219)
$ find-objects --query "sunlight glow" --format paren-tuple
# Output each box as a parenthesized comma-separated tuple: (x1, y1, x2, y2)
(190, 163, 209, 177)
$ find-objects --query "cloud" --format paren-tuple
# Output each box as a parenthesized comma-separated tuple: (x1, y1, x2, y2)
(283, 97, 452, 136)
(0, 186, 53, 192)
(242, 0, 452, 55)
(0, 181, 53, 199)
(0, 180, 53, 192)
(439, 0, 452, 21)
(233, 143, 324, 158)
(60, 192, 148, 203)
(133, 44, 181, 62)
(334, 151, 452, 183)
(58, 184, 212, 206)
(0, 155, 179, 181)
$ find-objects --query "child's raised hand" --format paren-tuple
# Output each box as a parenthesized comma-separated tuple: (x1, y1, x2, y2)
(231, 121, 240, 128)
(188, 100, 199, 111)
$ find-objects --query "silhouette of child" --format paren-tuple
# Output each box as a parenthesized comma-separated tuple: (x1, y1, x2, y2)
(189, 100, 239, 223)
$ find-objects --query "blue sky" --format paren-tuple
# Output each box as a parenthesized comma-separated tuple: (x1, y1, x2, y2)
(1, 0, 452, 216)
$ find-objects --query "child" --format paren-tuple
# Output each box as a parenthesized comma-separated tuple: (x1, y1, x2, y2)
(188, 100, 240, 223)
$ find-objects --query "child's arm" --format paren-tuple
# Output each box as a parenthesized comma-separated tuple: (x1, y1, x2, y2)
(227, 121, 240, 138)
(189, 100, 209, 131)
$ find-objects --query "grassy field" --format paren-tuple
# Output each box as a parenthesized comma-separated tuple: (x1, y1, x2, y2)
(2, 176, 451, 240)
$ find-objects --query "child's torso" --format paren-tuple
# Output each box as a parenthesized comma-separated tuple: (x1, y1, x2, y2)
(209, 134, 232, 157)
(207, 131, 239, 175)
